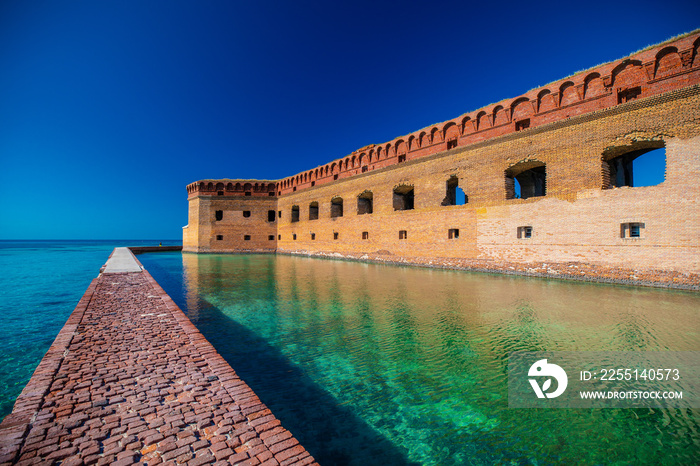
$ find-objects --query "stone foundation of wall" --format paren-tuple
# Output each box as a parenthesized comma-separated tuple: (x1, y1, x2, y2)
(275, 249, 699, 291)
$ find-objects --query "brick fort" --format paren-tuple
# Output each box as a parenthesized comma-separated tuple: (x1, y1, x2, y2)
(183, 31, 700, 289)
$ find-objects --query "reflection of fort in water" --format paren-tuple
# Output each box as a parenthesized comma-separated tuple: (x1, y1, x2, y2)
(180, 253, 700, 354)
(183, 32, 700, 289)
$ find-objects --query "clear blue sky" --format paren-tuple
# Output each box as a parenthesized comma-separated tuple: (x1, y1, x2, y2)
(1, 0, 698, 240)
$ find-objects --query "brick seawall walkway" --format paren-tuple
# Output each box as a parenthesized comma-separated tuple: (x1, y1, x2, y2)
(0, 249, 316, 466)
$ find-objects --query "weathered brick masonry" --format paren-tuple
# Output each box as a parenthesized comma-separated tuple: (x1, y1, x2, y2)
(183, 32, 700, 289)
(0, 249, 316, 466)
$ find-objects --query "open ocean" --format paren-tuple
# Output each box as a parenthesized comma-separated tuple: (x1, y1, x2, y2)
(0, 240, 181, 421)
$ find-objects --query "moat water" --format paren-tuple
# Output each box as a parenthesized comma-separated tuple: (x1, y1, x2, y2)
(138, 252, 700, 465)
(0, 240, 181, 421)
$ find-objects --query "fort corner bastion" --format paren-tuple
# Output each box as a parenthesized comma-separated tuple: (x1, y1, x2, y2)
(183, 32, 700, 289)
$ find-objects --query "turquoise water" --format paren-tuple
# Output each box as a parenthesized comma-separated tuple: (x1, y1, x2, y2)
(0, 240, 181, 421)
(139, 252, 700, 465)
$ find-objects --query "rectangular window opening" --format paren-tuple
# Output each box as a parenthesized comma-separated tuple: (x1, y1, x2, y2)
(268, 210, 276, 222)
(311, 181, 315, 186)
(334, 174, 339, 180)
(362, 231, 369, 240)
(278, 235, 281, 240)
(243, 211, 251, 218)
(517, 226, 533, 239)
(311, 233, 316, 240)
(333, 232, 339, 240)
(398, 154, 406, 163)
(621, 222, 645, 238)
(245, 192, 252, 196)
(215, 210, 223, 221)
(448, 228, 459, 239)
(362, 166, 368, 173)
(399, 230, 407, 240)
(217, 191, 224, 196)
(618, 86, 642, 104)
(515, 119, 530, 131)
(393, 187, 414, 211)
(269, 191, 275, 196)
(216, 235, 223, 241)
(309, 203, 319, 220)
(447, 139, 457, 149)
(268, 235, 274, 241)
(293, 234, 297, 240)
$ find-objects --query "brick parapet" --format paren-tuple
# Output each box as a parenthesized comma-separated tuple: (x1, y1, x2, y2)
(187, 179, 278, 199)
(0, 249, 316, 466)
(187, 33, 700, 199)
(271, 31, 700, 195)
(271, 84, 700, 199)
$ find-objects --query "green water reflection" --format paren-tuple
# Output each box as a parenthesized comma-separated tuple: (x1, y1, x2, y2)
(157, 253, 700, 464)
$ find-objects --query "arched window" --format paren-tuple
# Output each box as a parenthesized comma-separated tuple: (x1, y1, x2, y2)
(505, 161, 546, 199)
(309, 202, 319, 220)
(442, 176, 467, 206)
(602, 143, 666, 189)
(331, 197, 343, 218)
(393, 185, 414, 211)
(357, 191, 373, 215)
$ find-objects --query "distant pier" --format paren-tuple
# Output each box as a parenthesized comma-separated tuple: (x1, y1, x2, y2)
(0, 247, 316, 466)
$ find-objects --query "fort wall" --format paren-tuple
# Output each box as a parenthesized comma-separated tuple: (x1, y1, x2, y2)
(184, 181, 278, 253)
(183, 32, 700, 288)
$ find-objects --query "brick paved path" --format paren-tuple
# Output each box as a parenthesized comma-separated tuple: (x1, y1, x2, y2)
(0, 253, 316, 466)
